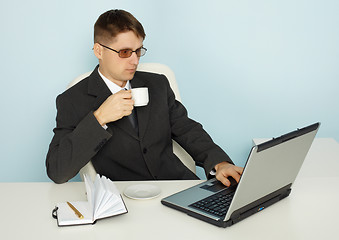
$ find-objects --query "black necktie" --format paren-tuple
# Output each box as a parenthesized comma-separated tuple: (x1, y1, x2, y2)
(124, 88, 138, 132)
(128, 109, 138, 132)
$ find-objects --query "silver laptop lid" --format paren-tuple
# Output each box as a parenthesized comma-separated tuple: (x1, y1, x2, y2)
(224, 123, 319, 221)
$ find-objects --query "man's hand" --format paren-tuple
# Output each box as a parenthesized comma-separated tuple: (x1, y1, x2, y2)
(94, 89, 134, 126)
(214, 162, 244, 187)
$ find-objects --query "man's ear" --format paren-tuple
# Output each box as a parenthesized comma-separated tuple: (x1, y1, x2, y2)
(93, 43, 102, 60)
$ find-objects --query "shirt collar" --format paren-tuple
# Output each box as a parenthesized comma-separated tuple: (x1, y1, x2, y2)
(98, 68, 131, 94)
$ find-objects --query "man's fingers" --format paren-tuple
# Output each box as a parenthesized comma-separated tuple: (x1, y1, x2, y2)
(230, 171, 241, 183)
(216, 174, 231, 187)
(235, 166, 244, 175)
(117, 89, 132, 98)
(216, 170, 234, 187)
(215, 164, 244, 186)
(95, 90, 135, 124)
(229, 166, 244, 183)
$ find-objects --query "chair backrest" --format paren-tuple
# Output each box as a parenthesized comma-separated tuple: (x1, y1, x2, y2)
(69, 63, 196, 181)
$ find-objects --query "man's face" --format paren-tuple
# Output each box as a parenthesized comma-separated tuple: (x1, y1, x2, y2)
(94, 31, 144, 87)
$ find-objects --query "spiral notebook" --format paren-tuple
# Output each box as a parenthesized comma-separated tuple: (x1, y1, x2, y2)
(53, 174, 128, 226)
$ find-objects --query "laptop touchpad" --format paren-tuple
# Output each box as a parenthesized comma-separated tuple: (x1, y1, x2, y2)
(200, 178, 237, 192)
(200, 180, 226, 192)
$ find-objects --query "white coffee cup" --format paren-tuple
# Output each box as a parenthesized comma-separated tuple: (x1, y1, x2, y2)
(131, 87, 149, 107)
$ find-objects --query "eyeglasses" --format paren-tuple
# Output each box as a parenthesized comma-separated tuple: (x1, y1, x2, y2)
(98, 43, 147, 58)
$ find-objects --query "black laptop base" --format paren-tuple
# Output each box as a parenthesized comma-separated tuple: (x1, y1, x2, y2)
(161, 183, 292, 228)
(224, 184, 292, 227)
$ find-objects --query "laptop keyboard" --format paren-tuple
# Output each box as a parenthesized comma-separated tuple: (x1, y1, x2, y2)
(189, 190, 235, 218)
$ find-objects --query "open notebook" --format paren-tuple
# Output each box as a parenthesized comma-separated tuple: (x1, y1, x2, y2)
(53, 174, 127, 226)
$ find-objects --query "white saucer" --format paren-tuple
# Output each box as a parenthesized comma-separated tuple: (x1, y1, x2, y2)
(123, 184, 161, 200)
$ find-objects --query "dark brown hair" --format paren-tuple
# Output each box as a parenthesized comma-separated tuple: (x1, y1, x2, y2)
(94, 9, 146, 44)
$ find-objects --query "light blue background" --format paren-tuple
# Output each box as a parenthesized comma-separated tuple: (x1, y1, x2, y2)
(0, 0, 338, 182)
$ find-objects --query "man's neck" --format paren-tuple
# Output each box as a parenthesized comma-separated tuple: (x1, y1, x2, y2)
(98, 67, 127, 88)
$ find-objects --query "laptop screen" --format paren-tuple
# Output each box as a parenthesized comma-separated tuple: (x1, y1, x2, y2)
(224, 123, 320, 221)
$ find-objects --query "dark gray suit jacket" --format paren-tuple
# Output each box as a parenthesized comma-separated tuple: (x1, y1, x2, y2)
(46, 66, 232, 183)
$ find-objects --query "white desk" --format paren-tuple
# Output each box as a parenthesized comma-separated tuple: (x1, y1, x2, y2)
(1, 138, 338, 240)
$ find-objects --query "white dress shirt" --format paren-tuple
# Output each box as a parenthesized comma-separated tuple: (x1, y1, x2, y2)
(98, 68, 131, 93)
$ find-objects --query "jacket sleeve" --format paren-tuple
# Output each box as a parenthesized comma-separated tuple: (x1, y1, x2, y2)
(46, 94, 111, 184)
(165, 77, 233, 176)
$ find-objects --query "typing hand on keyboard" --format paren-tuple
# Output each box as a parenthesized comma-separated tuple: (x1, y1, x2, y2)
(214, 162, 243, 187)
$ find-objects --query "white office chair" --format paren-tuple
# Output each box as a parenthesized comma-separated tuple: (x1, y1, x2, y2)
(68, 63, 196, 181)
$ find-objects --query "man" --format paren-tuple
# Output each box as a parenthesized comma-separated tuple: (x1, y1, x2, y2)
(46, 9, 243, 186)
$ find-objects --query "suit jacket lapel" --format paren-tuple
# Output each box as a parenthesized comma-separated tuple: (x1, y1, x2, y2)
(88, 66, 112, 110)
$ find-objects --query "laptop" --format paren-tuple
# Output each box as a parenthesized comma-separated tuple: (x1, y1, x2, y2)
(161, 122, 320, 227)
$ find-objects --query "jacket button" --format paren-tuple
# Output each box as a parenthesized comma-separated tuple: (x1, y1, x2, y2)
(143, 148, 147, 154)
